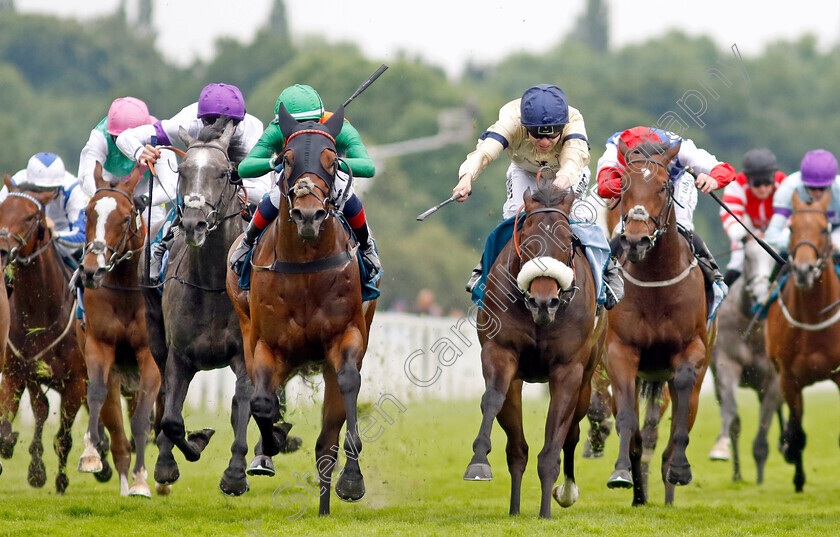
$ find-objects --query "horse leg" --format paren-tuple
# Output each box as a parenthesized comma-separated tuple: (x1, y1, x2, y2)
(333, 329, 367, 503)
(495, 379, 528, 516)
(709, 355, 740, 476)
(640, 382, 665, 499)
(219, 354, 253, 496)
(536, 363, 583, 519)
(100, 369, 132, 496)
(249, 340, 290, 458)
(315, 366, 345, 517)
(128, 348, 161, 498)
(79, 339, 114, 474)
(780, 375, 806, 492)
(26, 383, 49, 488)
(464, 343, 517, 482)
(583, 364, 612, 459)
(54, 375, 85, 494)
(159, 350, 210, 462)
(604, 341, 641, 500)
(663, 357, 702, 488)
(553, 362, 594, 512)
(0, 374, 24, 459)
(754, 376, 782, 485)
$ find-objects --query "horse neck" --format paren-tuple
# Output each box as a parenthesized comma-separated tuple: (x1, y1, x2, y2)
(275, 201, 343, 260)
(786, 264, 840, 322)
(184, 216, 244, 286)
(12, 243, 72, 326)
(630, 212, 687, 275)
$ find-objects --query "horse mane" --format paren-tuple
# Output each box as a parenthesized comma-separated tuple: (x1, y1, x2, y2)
(530, 181, 573, 208)
(196, 116, 249, 164)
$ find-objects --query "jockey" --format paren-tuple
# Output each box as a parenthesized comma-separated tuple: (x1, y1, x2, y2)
(229, 84, 381, 290)
(78, 96, 178, 229)
(765, 149, 840, 254)
(719, 148, 786, 286)
(5, 153, 88, 268)
(116, 83, 272, 283)
(596, 126, 736, 306)
(454, 84, 624, 309)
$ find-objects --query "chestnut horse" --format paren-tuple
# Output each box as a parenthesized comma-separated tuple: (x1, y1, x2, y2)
(766, 190, 840, 492)
(463, 182, 606, 519)
(227, 104, 376, 516)
(604, 139, 715, 505)
(0, 176, 92, 493)
(75, 163, 160, 497)
(709, 237, 783, 483)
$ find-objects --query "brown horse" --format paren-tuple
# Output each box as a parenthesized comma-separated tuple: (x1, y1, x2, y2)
(0, 176, 91, 493)
(604, 139, 715, 505)
(75, 163, 160, 497)
(226, 104, 376, 516)
(766, 190, 840, 492)
(463, 182, 606, 519)
(0, 177, 12, 476)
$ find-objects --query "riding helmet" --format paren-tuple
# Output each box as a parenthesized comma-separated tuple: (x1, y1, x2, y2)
(801, 149, 838, 188)
(275, 84, 324, 122)
(197, 83, 246, 122)
(520, 84, 569, 136)
(23, 153, 66, 189)
(106, 97, 151, 136)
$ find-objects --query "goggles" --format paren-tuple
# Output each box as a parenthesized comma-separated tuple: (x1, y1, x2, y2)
(525, 125, 564, 140)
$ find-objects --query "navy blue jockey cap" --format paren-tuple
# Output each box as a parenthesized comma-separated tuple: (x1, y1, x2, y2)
(520, 85, 569, 135)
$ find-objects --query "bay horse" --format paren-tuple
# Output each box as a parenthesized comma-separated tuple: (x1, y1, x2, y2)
(766, 190, 840, 492)
(226, 104, 377, 516)
(709, 237, 783, 483)
(145, 119, 262, 496)
(0, 176, 93, 493)
(604, 138, 715, 506)
(0, 176, 12, 476)
(76, 162, 160, 497)
(463, 181, 606, 519)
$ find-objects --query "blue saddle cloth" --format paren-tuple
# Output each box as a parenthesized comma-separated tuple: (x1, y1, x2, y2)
(471, 216, 610, 308)
(238, 215, 380, 302)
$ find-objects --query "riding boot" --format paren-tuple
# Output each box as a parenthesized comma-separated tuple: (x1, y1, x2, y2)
(690, 231, 724, 285)
(352, 222, 382, 285)
(230, 219, 263, 277)
(603, 257, 624, 310)
(149, 227, 176, 285)
(724, 269, 741, 287)
(465, 259, 483, 294)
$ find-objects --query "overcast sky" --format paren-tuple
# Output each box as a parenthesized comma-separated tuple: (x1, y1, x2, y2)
(14, 0, 840, 77)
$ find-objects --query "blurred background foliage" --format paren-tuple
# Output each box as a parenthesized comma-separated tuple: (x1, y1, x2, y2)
(1, 0, 839, 313)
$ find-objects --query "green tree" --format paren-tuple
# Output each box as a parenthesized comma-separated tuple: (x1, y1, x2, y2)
(567, 0, 609, 53)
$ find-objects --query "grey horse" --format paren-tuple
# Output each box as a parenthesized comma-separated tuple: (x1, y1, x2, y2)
(708, 237, 784, 483)
(144, 119, 287, 496)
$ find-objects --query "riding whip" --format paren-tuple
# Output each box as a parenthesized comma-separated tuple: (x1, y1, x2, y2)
(343, 64, 389, 108)
(416, 194, 461, 221)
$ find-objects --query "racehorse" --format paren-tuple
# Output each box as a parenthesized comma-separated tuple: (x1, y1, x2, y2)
(0, 176, 93, 493)
(227, 104, 377, 516)
(463, 181, 606, 519)
(75, 163, 160, 497)
(766, 190, 840, 492)
(709, 237, 783, 483)
(603, 138, 715, 506)
(145, 118, 271, 496)
(0, 178, 12, 476)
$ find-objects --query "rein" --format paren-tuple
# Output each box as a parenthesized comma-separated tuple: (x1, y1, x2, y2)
(1, 192, 53, 265)
(83, 187, 146, 274)
(7, 298, 77, 363)
(620, 158, 675, 247)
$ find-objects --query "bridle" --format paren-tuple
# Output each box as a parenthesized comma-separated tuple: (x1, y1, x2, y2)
(0, 192, 52, 265)
(83, 187, 145, 273)
(790, 207, 833, 278)
(620, 157, 675, 249)
(177, 143, 242, 233)
(279, 129, 339, 218)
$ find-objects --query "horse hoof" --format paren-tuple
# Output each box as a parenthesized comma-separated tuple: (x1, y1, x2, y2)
(78, 444, 103, 473)
(129, 483, 152, 498)
(463, 463, 493, 481)
(56, 473, 69, 494)
(335, 473, 366, 502)
(155, 483, 172, 496)
(666, 463, 693, 486)
(154, 460, 180, 485)
(28, 460, 47, 488)
(93, 461, 113, 483)
(552, 479, 579, 508)
(246, 455, 275, 477)
(641, 448, 655, 464)
(709, 437, 731, 461)
(219, 470, 250, 497)
(0, 431, 18, 459)
(582, 439, 604, 459)
(185, 428, 215, 460)
(607, 469, 633, 489)
(279, 435, 303, 454)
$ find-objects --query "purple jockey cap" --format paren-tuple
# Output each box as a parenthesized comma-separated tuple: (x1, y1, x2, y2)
(801, 149, 838, 188)
(197, 83, 246, 121)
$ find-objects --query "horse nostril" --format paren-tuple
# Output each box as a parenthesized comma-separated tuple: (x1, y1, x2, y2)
(549, 297, 561, 310)
(194, 221, 207, 234)
(638, 236, 652, 250)
(290, 209, 303, 222)
(313, 209, 327, 222)
(527, 297, 538, 309)
(619, 235, 629, 251)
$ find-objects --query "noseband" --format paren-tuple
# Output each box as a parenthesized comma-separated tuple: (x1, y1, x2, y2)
(620, 157, 674, 248)
(0, 192, 51, 265)
(178, 143, 239, 233)
(790, 207, 833, 275)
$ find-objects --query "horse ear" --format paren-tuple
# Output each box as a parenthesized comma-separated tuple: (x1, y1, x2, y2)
(120, 164, 143, 194)
(663, 141, 681, 163)
(93, 161, 108, 190)
(179, 126, 197, 148)
(792, 189, 804, 209)
(275, 103, 300, 140)
(323, 105, 345, 139)
(523, 188, 534, 205)
(3, 174, 14, 192)
(218, 120, 235, 150)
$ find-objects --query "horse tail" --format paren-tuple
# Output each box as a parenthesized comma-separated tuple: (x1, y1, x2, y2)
(639, 379, 665, 405)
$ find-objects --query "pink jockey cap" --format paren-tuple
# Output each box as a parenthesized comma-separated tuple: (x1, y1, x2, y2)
(106, 97, 152, 136)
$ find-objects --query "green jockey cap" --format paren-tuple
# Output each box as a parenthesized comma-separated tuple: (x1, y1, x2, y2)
(275, 84, 324, 122)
